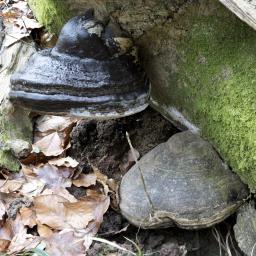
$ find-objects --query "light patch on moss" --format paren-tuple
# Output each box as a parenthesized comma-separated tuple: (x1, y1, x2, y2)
(28, 0, 72, 34)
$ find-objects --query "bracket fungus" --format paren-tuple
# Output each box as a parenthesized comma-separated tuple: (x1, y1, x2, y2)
(9, 10, 149, 119)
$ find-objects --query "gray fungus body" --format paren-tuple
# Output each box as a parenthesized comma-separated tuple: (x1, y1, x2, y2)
(10, 10, 149, 118)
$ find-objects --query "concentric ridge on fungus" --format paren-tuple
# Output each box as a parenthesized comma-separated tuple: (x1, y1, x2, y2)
(9, 9, 149, 119)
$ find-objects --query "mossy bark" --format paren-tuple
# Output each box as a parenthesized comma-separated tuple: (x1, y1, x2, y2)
(0, 37, 35, 171)
(28, 0, 256, 189)
(140, 0, 256, 190)
(28, 0, 73, 34)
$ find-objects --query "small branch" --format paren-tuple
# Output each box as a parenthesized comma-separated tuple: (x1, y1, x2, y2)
(126, 132, 155, 213)
(92, 237, 136, 255)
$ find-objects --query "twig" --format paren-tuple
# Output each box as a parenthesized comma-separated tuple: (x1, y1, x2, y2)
(251, 242, 256, 256)
(92, 237, 136, 255)
(225, 230, 232, 256)
(125, 132, 155, 214)
(0, 31, 35, 47)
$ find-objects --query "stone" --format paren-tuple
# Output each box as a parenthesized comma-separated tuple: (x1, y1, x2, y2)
(119, 131, 248, 229)
(0, 33, 35, 171)
(234, 203, 256, 256)
(140, 0, 256, 190)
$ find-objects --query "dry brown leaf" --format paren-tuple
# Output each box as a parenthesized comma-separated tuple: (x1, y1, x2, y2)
(45, 230, 85, 256)
(33, 132, 64, 156)
(20, 179, 45, 198)
(0, 201, 6, 221)
(82, 194, 110, 224)
(42, 188, 77, 203)
(36, 116, 77, 133)
(49, 157, 79, 168)
(19, 207, 37, 228)
(37, 223, 53, 238)
(20, 152, 47, 166)
(33, 164, 72, 189)
(0, 222, 12, 252)
(34, 195, 94, 230)
(21, 165, 36, 179)
(93, 166, 119, 195)
(0, 180, 24, 193)
(92, 166, 109, 194)
(8, 232, 41, 254)
(16, 16, 42, 30)
(72, 173, 97, 188)
(8, 214, 41, 254)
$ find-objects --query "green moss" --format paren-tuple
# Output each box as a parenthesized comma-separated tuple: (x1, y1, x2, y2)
(0, 151, 20, 172)
(0, 103, 32, 172)
(28, 0, 72, 34)
(150, 0, 256, 189)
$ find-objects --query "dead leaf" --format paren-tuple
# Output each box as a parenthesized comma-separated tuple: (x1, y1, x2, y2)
(0, 222, 12, 252)
(82, 194, 110, 224)
(19, 207, 37, 228)
(92, 166, 109, 195)
(16, 16, 42, 30)
(8, 214, 41, 254)
(0, 201, 6, 221)
(20, 152, 47, 166)
(72, 173, 97, 188)
(33, 132, 64, 156)
(8, 232, 41, 254)
(0, 179, 24, 193)
(33, 164, 72, 189)
(42, 188, 77, 203)
(20, 179, 45, 198)
(36, 116, 77, 133)
(45, 230, 85, 256)
(37, 223, 53, 238)
(49, 157, 79, 168)
(34, 195, 94, 230)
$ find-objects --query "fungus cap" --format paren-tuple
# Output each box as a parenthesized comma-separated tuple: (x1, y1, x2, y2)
(9, 10, 149, 119)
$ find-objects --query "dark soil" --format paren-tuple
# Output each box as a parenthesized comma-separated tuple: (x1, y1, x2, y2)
(70, 107, 178, 181)
(69, 107, 243, 256)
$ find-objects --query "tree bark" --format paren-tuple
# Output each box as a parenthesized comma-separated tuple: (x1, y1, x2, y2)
(219, 0, 256, 30)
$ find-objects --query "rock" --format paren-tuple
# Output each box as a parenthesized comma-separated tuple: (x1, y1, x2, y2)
(27, 0, 256, 189)
(0, 34, 35, 170)
(119, 131, 248, 229)
(0, 101, 32, 171)
(140, 0, 256, 190)
(234, 203, 256, 256)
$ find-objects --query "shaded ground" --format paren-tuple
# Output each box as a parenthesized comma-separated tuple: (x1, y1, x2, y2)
(70, 107, 178, 181)
(69, 107, 244, 256)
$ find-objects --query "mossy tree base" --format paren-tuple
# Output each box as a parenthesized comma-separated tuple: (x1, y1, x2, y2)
(0, 37, 35, 171)
(141, 0, 256, 189)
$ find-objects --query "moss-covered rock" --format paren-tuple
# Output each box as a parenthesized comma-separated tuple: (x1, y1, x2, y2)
(0, 38, 35, 171)
(140, 0, 256, 189)
(0, 100, 32, 172)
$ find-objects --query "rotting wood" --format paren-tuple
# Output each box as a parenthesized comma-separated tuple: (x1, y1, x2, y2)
(219, 0, 256, 30)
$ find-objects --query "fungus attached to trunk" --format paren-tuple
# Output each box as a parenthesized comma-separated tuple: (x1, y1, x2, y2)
(9, 10, 149, 119)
